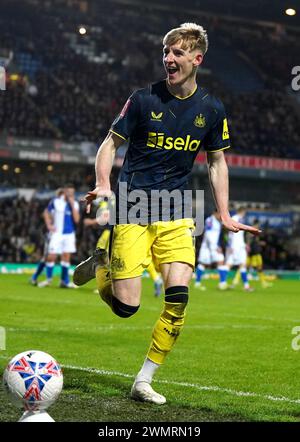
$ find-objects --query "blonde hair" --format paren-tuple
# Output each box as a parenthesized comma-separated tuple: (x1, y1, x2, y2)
(163, 22, 208, 55)
(56, 187, 64, 196)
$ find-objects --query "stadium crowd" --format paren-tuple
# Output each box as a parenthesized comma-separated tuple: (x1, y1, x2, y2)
(0, 0, 300, 158)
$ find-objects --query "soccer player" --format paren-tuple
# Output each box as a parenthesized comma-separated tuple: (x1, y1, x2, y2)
(30, 235, 49, 286)
(223, 207, 253, 291)
(73, 23, 260, 404)
(195, 210, 227, 290)
(30, 188, 64, 286)
(29, 233, 49, 286)
(247, 219, 272, 288)
(38, 184, 80, 288)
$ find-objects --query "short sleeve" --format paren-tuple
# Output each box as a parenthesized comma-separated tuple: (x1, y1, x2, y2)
(203, 99, 231, 152)
(110, 91, 140, 141)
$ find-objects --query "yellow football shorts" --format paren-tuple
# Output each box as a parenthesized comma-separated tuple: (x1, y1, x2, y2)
(248, 254, 263, 268)
(110, 218, 195, 279)
(96, 228, 111, 251)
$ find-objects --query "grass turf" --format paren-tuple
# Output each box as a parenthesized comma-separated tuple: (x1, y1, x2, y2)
(0, 274, 299, 422)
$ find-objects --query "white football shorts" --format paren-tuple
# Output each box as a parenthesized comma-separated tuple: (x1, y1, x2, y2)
(48, 232, 76, 254)
(198, 242, 224, 265)
(225, 246, 247, 266)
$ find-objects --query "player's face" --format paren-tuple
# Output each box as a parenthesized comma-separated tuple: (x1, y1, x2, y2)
(163, 41, 203, 86)
(65, 187, 75, 198)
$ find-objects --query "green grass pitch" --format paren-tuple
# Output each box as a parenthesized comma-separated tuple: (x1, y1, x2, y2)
(0, 274, 299, 422)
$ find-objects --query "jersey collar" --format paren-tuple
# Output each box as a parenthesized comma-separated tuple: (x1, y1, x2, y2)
(165, 81, 198, 100)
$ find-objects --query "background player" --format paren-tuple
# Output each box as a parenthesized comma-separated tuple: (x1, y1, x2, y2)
(38, 184, 80, 288)
(30, 188, 64, 286)
(247, 219, 272, 288)
(195, 210, 227, 290)
(223, 207, 253, 291)
(30, 235, 49, 286)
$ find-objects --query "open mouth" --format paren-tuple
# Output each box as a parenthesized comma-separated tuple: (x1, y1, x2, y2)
(166, 66, 179, 75)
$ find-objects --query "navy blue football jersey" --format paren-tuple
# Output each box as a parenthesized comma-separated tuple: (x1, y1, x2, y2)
(110, 80, 230, 222)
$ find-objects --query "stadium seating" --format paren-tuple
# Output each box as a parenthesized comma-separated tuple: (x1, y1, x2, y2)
(0, 0, 299, 267)
(0, 0, 300, 158)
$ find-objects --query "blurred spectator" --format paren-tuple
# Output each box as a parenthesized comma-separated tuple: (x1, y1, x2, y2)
(0, 196, 299, 268)
(0, 0, 299, 158)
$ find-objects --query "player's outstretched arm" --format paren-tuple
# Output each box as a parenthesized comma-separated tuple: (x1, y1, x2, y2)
(206, 150, 261, 235)
(84, 132, 123, 213)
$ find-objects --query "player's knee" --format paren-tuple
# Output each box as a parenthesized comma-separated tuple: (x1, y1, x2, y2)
(165, 286, 189, 304)
(111, 296, 140, 318)
(164, 286, 189, 319)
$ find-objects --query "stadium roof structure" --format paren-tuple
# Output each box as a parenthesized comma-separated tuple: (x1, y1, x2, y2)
(18, 0, 300, 28)
(115, 0, 300, 28)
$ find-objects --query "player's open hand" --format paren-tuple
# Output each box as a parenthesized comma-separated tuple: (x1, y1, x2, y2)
(82, 187, 112, 214)
(221, 215, 261, 235)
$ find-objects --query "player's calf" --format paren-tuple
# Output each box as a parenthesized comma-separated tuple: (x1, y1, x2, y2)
(96, 270, 140, 318)
(147, 286, 189, 364)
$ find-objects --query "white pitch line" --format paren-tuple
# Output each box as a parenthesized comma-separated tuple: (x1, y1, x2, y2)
(1, 355, 299, 405)
(5, 323, 275, 333)
(221, 312, 300, 323)
(62, 363, 300, 406)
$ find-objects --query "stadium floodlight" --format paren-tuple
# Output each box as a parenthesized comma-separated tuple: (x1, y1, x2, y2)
(285, 8, 296, 16)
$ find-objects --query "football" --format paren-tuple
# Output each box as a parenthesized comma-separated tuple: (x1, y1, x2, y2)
(3, 350, 63, 411)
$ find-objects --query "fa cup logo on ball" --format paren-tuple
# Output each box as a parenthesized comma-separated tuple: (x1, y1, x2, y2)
(3, 350, 63, 422)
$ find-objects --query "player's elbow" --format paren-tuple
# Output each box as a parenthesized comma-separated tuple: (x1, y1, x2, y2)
(207, 150, 225, 165)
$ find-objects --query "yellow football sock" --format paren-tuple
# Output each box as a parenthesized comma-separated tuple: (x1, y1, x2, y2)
(147, 262, 158, 282)
(258, 270, 265, 284)
(96, 266, 113, 308)
(233, 269, 241, 285)
(147, 286, 188, 365)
